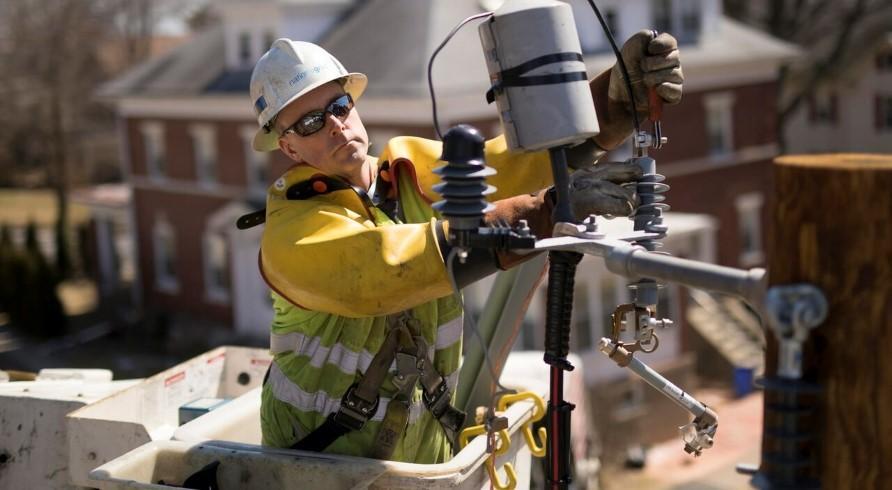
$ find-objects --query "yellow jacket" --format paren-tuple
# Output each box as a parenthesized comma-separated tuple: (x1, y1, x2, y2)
(259, 134, 553, 318)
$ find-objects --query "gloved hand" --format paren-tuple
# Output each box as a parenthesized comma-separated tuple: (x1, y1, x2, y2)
(478, 161, 641, 270)
(593, 30, 684, 150)
(569, 161, 642, 218)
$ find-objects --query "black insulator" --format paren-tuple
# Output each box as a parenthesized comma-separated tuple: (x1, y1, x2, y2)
(544, 251, 583, 365)
(432, 125, 496, 229)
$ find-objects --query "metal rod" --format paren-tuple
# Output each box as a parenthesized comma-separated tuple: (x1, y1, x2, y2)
(549, 147, 575, 224)
(532, 236, 767, 307)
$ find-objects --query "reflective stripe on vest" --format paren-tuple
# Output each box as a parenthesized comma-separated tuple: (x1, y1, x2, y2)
(270, 316, 462, 358)
(267, 360, 459, 423)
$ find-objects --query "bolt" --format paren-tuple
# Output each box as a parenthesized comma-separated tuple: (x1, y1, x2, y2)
(583, 215, 598, 233)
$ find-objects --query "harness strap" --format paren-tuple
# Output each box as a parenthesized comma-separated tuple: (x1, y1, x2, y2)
(369, 325, 420, 459)
(290, 322, 402, 452)
(235, 175, 362, 230)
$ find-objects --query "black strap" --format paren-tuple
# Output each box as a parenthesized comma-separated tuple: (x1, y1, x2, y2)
(235, 175, 361, 230)
(486, 52, 587, 104)
(290, 412, 353, 452)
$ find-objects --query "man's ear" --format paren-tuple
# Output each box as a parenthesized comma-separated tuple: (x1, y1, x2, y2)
(278, 137, 303, 163)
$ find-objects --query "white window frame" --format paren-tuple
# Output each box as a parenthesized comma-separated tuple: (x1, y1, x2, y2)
(704, 92, 735, 159)
(735, 192, 765, 267)
(241, 125, 270, 197)
(202, 229, 231, 304)
(190, 124, 218, 187)
(152, 214, 179, 293)
(141, 122, 166, 180)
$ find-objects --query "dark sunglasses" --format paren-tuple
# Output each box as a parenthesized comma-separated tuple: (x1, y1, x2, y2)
(281, 94, 354, 137)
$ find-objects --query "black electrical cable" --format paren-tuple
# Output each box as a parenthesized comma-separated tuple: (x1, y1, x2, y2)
(427, 11, 494, 140)
(585, 0, 641, 134)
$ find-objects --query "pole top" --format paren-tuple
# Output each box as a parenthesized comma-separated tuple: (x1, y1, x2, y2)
(775, 153, 892, 170)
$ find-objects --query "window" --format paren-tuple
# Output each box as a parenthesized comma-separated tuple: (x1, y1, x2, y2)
(808, 92, 838, 125)
(679, 0, 701, 42)
(876, 95, 892, 130)
(153, 214, 178, 293)
(652, 0, 672, 33)
(242, 126, 269, 196)
(141, 122, 166, 179)
(203, 230, 231, 303)
(704, 92, 735, 158)
(367, 129, 399, 153)
(605, 8, 619, 37)
(735, 192, 764, 266)
(263, 31, 276, 51)
(190, 124, 217, 186)
(875, 50, 892, 71)
(239, 32, 252, 66)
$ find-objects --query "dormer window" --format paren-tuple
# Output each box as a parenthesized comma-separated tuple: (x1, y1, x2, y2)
(239, 32, 252, 66)
(651, 0, 701, 44)
(263, 31, 276, 51)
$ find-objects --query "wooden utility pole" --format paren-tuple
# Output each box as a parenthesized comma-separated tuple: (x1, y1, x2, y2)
(760, 154, 892, 489)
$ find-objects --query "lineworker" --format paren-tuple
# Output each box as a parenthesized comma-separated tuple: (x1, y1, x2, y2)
(247, 30, 683, 463)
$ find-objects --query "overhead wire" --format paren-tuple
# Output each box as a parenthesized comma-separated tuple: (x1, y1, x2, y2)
(427, 11, 494, 140)
(585, 0, 641, 134)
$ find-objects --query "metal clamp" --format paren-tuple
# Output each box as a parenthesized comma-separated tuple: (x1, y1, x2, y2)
(764, 284, 828, 379)
(333, 383, 379, 431)
(609, 303, 670, 354)
(423, 380, 452, 419)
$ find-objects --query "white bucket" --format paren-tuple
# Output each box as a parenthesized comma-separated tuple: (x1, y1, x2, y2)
(66, 346, 272, 488)
(0, 377, 139, 489)
(89, 392, 535, 490)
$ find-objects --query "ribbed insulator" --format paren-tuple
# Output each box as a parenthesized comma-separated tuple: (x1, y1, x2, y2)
(432, 125, 496, 230)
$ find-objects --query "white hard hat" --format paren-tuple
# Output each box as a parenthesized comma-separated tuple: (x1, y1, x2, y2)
(249, 39, 367, 151)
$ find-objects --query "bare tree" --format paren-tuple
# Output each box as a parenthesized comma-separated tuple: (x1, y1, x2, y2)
(724, 0, 892, 150)
(0, 0, 159, 277)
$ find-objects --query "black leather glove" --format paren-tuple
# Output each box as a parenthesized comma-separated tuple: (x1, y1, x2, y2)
(569, 161, 643, 218)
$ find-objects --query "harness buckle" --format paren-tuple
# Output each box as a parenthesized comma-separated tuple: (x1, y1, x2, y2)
(423, 380, 451, 419)
(333, 383, 379, 431)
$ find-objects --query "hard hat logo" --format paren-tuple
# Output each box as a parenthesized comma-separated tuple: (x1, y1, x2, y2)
(249, 39, 368, 152)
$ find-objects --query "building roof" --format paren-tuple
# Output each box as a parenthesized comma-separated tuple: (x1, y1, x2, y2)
(97, 26, 226, 99)
(97, 1, 802, 121)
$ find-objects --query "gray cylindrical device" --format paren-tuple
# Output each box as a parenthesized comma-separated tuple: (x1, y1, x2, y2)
(479, 0, 599, 152)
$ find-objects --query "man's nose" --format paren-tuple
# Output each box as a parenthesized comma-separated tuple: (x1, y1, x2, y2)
(327, 112, 347, 136)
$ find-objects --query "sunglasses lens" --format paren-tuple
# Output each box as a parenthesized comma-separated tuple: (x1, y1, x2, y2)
(329, 95, 353, 118)
(296, 113, 325, 136)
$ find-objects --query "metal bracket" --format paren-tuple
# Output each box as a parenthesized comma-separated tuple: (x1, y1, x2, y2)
(764, 284, 828, 379)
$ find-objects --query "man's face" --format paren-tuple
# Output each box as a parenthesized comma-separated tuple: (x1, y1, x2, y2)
(276, 81, 370, 181)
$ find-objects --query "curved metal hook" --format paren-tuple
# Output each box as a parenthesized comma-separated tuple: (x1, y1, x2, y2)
(497, 391, 547, 457)
(486, 458, 517, 490)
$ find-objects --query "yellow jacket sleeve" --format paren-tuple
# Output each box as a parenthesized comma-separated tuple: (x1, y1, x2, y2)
(260, 195, 454, 318)
(378, 135, 554, 202)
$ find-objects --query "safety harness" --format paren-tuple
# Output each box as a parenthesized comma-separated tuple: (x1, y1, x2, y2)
(277, 311, 465, 458)
(241, 171, 466, 459)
